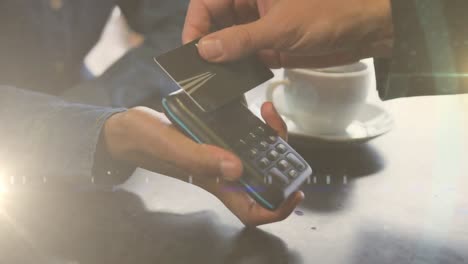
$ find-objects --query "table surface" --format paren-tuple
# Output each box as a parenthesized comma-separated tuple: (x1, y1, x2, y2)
(1, 95, 467, 264)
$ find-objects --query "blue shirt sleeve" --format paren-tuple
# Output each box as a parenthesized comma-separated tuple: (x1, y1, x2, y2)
(0, 85, 128, 186)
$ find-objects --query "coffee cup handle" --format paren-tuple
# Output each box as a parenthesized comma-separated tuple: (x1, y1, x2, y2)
(266, 80, 291, 117)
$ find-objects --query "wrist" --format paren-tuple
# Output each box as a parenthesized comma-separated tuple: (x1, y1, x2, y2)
(362, 0, 394, 57)
(103, 110, 138, 162)
(376, 0, 394, 57)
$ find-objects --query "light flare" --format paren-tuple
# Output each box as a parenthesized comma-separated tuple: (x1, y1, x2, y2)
(0, 168, 7, 195)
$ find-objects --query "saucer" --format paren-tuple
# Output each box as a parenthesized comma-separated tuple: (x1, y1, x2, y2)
(249, 101, 394, 144)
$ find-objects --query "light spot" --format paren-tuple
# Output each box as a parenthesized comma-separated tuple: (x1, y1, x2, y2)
(0, 169, 7, 195)
(0, 181, 6, 195)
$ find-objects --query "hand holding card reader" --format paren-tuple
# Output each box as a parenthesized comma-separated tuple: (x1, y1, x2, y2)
(162, 91, 312, 210)
(155, 40, 312, 210)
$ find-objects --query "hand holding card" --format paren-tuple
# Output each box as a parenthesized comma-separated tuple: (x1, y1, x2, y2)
(154, 39, 273, 112)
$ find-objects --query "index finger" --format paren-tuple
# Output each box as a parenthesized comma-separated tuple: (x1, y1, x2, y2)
(182, 0, 236, 44)
(183, 0, 211, 43)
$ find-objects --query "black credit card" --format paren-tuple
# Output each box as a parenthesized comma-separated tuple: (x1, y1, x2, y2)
(154, 40, 273, 112)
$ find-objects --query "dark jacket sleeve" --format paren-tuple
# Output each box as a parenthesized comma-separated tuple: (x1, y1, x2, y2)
(376, 0, 468, 100)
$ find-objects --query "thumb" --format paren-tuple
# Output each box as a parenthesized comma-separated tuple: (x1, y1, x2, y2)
(197, 20, 275, 62)
(178, 144, 243, 181)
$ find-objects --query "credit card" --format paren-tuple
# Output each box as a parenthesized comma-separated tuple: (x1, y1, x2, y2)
(154, 39, 273, 112)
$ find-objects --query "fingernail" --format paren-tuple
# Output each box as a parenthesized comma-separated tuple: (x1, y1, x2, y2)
(198, 39, 224, 60)
(220, 160, 239, 180)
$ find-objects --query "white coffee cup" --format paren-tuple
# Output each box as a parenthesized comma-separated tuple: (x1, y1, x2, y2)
(266, 62, 371, 135)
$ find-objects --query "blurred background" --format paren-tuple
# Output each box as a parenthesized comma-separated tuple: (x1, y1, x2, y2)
(85, 7, 143, 76)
